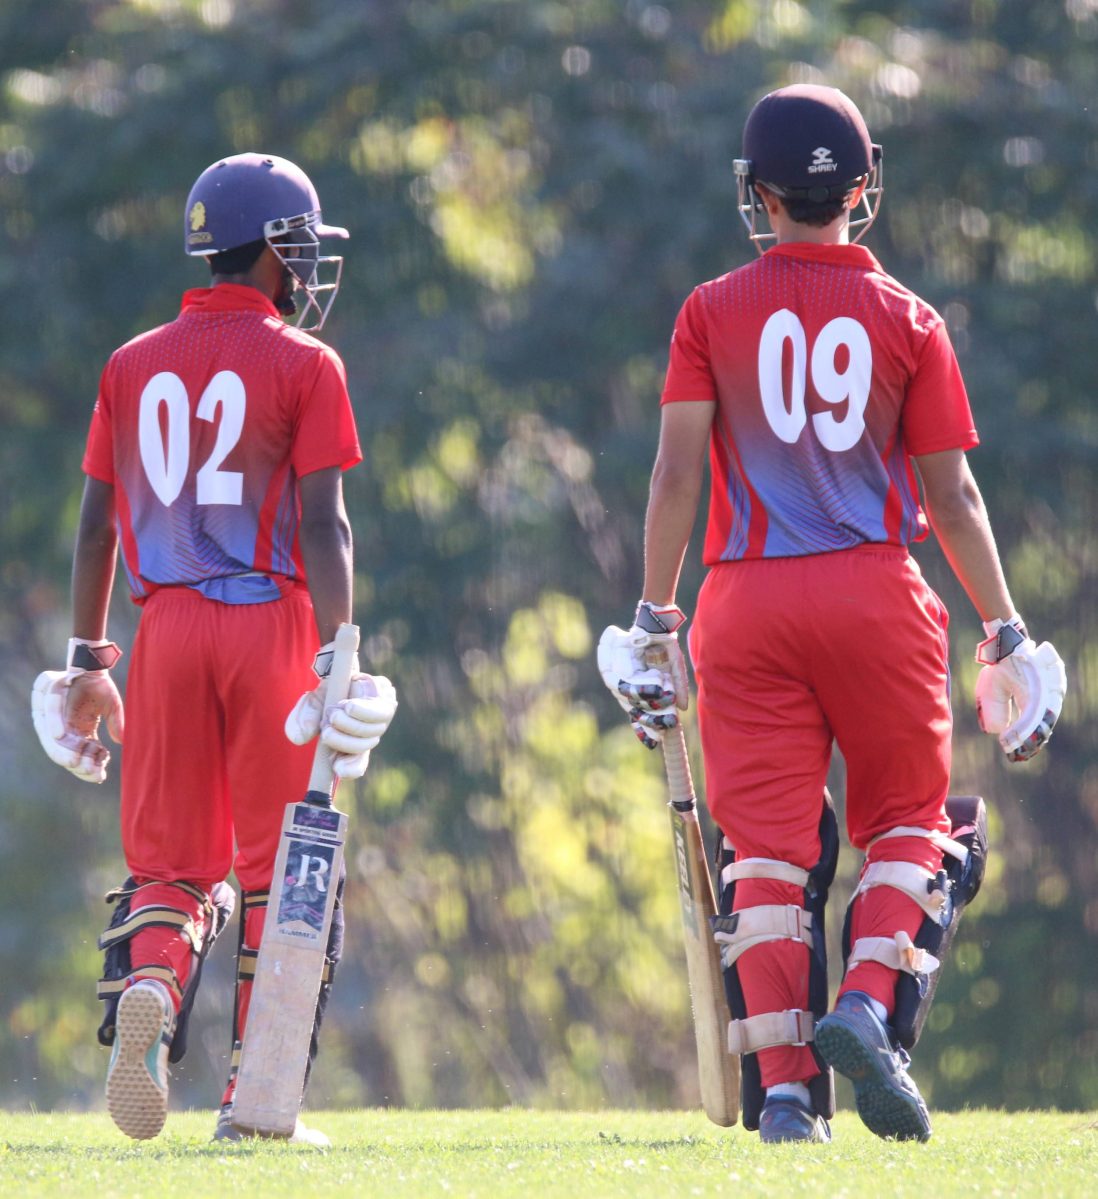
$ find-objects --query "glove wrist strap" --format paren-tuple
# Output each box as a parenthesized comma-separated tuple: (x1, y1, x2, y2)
(975, 619, 1027, 666)
(981, 613, 1026, 640)
(312, 642, 335, 680)
(635, 600, 687, 636)
(67, 638, 122, 672)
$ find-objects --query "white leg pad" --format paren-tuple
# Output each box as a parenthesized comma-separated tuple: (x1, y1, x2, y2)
(852, 860, 950, 923)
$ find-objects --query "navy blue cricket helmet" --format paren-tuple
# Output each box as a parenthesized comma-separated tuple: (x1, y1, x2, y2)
(184, 153, 348, 330)
(732, 85, 883, 251)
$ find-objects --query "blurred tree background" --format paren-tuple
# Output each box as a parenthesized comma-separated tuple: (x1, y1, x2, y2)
(2, 0, 1096, 1119)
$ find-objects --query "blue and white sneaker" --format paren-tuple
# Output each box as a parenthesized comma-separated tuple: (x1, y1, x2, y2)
(105, 978, 175, 1140)
(758, 1096, 832, 1143)
(815, 991, 932, 1142)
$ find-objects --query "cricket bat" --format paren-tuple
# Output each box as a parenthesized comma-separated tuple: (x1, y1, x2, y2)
(661, 723, 740, 1126)
(231, 621, 360, 1137)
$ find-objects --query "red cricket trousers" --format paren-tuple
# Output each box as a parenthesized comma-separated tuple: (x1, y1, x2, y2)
(119, 586, 321, 1004)
(690, 545, 953, 1087)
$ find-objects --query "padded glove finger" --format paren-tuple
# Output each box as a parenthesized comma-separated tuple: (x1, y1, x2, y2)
(321, 675, 397, 776)
(629, 706, 679, 747)
(617, 674, 678, 712)
(999, 641, 1066, 762)
(285, 684, 325, 746)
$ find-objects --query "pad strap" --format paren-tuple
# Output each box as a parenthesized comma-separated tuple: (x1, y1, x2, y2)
(720, 857, 811, 889)
(848, 931, 941, 977)
(870, 825, 969, 865)
(727, 1008, 816, 1055)
(853, 860, 950, 923)
(713, 904, 813, 968)
(97, 964, 183, 1004)
(98, 905, 203, 953)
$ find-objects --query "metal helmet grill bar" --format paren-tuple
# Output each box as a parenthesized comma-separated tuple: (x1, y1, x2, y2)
(264, 212, 344, 332)
(733, 145, 883, 253)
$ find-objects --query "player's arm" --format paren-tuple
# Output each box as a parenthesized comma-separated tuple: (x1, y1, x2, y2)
(72, 476, 119, 638)
(32, 476, 124, 783)
(598, 400, 714, 747)
(642, 400, 715, 606)
(297, 466, 353, 646)
(912, 448, 1013, 623)
(288, 466, 396, 777)
(915, 447, 1065, 761)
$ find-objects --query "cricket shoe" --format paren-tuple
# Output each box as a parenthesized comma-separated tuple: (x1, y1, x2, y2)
(815, 991, 932, 1142)
(105, 978, 175, 1140)
(213, 1103, 331, 1148)
(758, 1096, 831, 1143)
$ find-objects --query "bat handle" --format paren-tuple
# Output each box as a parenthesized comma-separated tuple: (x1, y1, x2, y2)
(305, 622, 361, 801)
(661, 724, 697, 814)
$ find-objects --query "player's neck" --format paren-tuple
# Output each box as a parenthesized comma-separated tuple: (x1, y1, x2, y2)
(771, 216, 850, 246)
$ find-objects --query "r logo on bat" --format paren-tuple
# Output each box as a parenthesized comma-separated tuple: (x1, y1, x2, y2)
(292, 853, 331, 892)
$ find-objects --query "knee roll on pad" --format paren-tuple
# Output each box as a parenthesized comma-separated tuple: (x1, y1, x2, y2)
(841, 795, 989, 1051)
(97, 877, 235, 1062)
(712, 794, 839, 1132)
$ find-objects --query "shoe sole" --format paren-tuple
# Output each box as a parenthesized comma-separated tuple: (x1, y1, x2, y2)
(106, 987, 169, 1140)
(815, 1018, 931, 1142)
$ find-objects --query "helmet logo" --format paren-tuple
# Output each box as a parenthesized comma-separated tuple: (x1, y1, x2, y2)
(808, 147, 837, 174)
(187, 200, 213, 246)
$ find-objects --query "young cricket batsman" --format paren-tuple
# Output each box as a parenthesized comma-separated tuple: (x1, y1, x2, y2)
(598, 85, 1066, 1143)
(31, 153, 397, 1144)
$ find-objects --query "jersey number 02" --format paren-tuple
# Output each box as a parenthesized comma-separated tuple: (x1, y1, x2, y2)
(139, 370, 245, 506)
(758, 309, 872, 453)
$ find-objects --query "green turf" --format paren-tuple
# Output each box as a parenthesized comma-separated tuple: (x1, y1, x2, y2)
(1, 1109, 1095, 1198)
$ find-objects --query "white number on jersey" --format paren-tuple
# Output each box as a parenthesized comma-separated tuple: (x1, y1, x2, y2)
(138, 370, 246, 506)
(757, 310, 872, 451)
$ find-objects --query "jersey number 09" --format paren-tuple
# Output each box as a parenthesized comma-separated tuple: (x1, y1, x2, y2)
(758, 309, 872, 452)
(139, 370, 245, 506)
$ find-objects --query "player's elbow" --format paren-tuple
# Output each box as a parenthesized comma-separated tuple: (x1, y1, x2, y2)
(300, 508, 352, 559)
(650, 453, 704, 502)
(924, 472, 985, 534)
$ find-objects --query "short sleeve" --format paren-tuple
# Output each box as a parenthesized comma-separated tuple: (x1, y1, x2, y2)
(290, 347, 362, 477)
(902, 320, 979, 456)
(661, 289, 717, 405)
(82, 361, 115, 483)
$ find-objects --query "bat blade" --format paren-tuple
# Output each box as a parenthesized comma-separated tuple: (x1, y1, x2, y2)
(231, 622, 359, 1137)
(662, 725, 740, 1127)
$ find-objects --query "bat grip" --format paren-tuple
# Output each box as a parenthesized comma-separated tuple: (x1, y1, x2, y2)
(661, 725, 697, 813)
(305, 622, 360, 801)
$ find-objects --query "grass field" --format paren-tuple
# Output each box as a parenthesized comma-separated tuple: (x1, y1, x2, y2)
(1, 1108, 1095, 1198)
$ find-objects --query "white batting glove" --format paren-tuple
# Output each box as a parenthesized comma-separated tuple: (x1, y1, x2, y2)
(597, 601, 689, 749)
(974, 616, 1066, 762)
(285, 642, 398, 779)
(31, 639, 125, 784)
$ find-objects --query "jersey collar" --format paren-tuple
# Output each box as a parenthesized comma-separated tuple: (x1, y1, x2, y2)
(764, 241, 882, 271)
(180, 282, 281, 317)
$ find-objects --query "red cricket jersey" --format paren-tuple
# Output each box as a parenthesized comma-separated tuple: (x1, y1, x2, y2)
(661, 242, 978, 563)
(83, 284, 361, 603)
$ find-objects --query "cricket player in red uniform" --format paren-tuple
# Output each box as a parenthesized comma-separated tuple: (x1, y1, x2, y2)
(31, 154, 397, 1144)
(599, 87, 1065, 1143)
